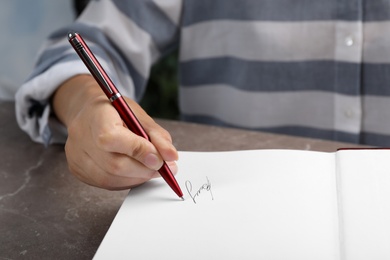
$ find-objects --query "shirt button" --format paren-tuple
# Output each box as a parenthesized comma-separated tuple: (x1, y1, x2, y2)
(345, 36, 354, 46)
(344, 109, 354, 118)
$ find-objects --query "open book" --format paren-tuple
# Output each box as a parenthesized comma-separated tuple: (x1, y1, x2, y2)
(94, 149, 390, 260)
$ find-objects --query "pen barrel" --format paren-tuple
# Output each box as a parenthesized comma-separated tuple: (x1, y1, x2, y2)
(112, 97, 150, 141)
(113, 97, 183, 197)
(68, 32, 116, 96)
(69, 31, 183, 199)
(159, 162, 183, 198)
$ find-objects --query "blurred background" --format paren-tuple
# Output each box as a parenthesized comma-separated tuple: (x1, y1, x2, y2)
(0, 0, 74, 100)
(0, 0, 179, 119)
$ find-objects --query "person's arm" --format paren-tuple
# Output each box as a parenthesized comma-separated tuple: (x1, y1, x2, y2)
(52, 74, 178, 189)
(15, 1, 183, 189)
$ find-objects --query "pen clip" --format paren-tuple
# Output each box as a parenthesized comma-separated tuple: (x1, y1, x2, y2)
(68, 32, 114, 95)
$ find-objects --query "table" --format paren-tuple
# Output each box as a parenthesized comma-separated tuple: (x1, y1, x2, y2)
(0, 101, 363, 259)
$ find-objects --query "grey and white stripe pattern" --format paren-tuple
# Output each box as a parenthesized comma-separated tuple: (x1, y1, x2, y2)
(15, 0, 390, 146)
(179, 0, 390, 146)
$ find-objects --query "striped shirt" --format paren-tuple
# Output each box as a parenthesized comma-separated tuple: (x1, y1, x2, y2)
(15, 0, 390, 146)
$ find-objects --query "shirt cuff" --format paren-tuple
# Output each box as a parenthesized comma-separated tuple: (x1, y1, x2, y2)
(15, 60, 90, 145)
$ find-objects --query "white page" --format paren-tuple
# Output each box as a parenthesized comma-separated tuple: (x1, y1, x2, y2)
(336, 150, 390, 260)
(94, 150, 340, 260)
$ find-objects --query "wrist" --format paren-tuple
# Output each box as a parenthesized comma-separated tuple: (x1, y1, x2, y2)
(52, 75, 104, 126)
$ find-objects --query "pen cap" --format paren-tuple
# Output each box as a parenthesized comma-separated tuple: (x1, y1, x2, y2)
(68, 31, 118, 97)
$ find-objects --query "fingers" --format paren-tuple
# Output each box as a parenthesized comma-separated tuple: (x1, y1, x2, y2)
(66, 142, 178, 190)
(124, 97, 178, 162)
(93, 125, 164, 171)
(65, 136, 163, 190)
(147, 126, 178, 162)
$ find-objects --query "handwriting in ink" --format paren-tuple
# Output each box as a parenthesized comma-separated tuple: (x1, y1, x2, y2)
(185, 176, 214, 204)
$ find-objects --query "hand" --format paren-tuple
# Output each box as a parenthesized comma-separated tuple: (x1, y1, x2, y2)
(52, 75, 178, 190)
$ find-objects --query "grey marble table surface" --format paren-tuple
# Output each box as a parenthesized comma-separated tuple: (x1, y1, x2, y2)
(0, 101, 363, 260)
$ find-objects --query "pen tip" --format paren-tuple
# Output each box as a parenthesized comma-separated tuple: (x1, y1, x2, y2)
(180, 197, 185, 201)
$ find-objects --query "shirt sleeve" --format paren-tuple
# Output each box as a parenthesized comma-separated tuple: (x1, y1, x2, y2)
(15, 0, 182, 145)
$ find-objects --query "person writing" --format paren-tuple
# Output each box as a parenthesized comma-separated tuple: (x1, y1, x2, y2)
(15, 0, 390, 190)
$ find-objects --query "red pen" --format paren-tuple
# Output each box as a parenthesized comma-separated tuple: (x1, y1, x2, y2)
(68, 32, 184, 200)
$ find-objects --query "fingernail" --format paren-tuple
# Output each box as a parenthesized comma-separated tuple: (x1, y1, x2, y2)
(144, 153, 161, 170)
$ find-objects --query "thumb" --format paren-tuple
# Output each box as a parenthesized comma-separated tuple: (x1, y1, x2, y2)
(94, 125, 164, 171)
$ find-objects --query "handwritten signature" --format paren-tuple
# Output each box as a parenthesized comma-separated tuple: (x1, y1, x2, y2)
(185, 177, 214, 204)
